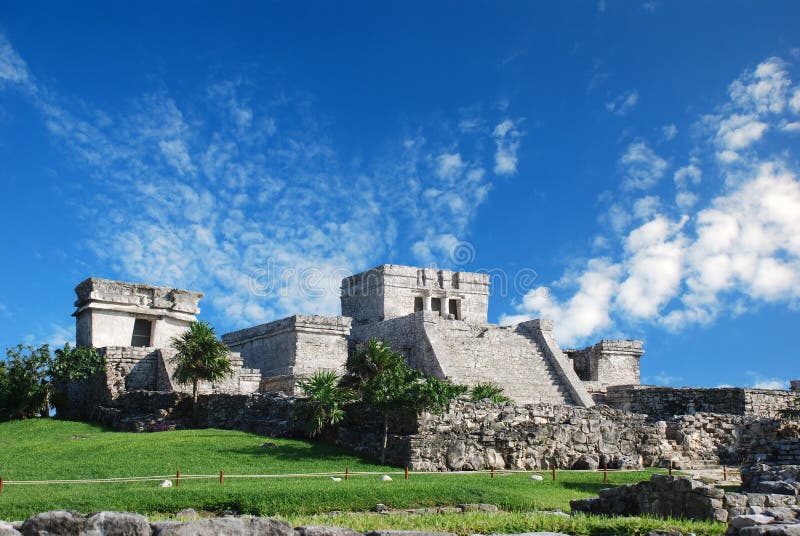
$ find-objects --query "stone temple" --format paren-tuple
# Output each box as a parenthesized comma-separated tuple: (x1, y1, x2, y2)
(73, 264, 644, 406)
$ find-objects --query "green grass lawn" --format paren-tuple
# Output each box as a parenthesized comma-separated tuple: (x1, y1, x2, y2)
(0, 419, 725, 535)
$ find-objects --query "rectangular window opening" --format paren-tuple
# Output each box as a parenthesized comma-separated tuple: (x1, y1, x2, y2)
(431, 298, 442, 313)
(131, 318, 152, 347)
(413, 297, 423, 312)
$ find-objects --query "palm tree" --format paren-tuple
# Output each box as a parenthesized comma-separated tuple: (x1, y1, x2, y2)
(296, 370, 355, 437)
(170, 321, 233, 422)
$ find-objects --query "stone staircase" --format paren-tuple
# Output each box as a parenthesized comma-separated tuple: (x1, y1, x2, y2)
(426, 321, 575, 405)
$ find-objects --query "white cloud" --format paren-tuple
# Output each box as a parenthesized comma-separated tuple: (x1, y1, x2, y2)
(643, 371, 683, 386)
(791, 88, 800, 114)
(492, 119, 522, 175)
(619, 141, 668, 190)
(662, 124, 678, 140)
(23, 323, 75, 349)
(729, 57, 792, 114)
(436, 152, 464, 178)
(746, 371, 789, 390)
(605, 90, 639, 116)
(508, 161, 800, 346)
(411, 233, 461, 266)
(616, 216, 686, 319)
(674, 160, 702, 210)
(159, 139, 195, 176)
(501, 258, 621, 346)
(715, 114, 768, 151)
(783, 121, 800, 132)
(632, 196, 660, 220)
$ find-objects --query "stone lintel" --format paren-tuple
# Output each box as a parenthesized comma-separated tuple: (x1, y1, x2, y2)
(73, 277, 202, 317)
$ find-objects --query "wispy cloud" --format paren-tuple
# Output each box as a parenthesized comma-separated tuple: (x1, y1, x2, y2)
(619, 141, 668, 190)
(492, 119, 523, 175)
(606, 90, 639, 116)
(0, 33, 522, 330)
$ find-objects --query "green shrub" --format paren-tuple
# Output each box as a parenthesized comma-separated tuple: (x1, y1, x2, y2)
(296, 370, 356, 437)
(471, 382, 508, 403)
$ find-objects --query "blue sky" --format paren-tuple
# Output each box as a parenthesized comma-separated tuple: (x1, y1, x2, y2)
(1, 1, 799, 389)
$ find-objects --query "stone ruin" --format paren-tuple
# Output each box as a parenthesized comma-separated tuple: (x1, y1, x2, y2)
(74, 265, 646, 405)
(63, 264, 800, 471)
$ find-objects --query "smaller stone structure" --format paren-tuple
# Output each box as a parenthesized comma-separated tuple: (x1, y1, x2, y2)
(222, 315, 352, 394)
(73, 278, 202, 349)
(566, 340, 644, 393)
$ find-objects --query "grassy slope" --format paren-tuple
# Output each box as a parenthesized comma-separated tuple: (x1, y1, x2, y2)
(0, 420, 725, 534)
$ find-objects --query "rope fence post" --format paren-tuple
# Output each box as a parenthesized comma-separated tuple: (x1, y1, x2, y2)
(405, 467, 409, 480)
(490, 466, 494, 478)
(723, 465, 727, 481)
(345, 467, 349, 481)
(552, 464, 557, 482)
(176, 470, 180, 487)
(0, 476, 3, 495)
(219, 471, 224, 485)
(668, 460, 673, 476)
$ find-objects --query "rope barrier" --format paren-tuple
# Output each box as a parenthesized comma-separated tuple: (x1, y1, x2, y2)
(0, 467, 659, 486)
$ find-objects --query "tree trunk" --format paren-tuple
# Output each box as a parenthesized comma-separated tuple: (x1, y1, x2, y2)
(192, 380, 199, 426)
(381, 413, 389, 465)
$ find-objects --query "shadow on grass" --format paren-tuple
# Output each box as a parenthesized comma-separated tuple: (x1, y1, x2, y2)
(222, 441, 390, 468)
(560, 481, 620, 495)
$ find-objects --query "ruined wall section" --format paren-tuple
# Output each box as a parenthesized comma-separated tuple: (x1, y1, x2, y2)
(606, 385, 796, 420)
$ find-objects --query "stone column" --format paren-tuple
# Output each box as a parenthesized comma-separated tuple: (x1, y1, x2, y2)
(424, 295, 432, 311)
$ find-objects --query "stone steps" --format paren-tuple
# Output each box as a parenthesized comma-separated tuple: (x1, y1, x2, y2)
(434, 324, 573, 405)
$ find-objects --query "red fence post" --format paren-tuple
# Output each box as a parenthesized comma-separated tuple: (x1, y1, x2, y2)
(0, 476, 3, 495)
(405, 467, 409, 480)
(603, 461, 608, 484)
(176, 469, 180, 487)
(552, 464, 557, 482)
(723, 465, 727, 481)
(345, 467, 349, 481)
(490, 466, 495, 478)
(668, 461, 673, 476)
(219, 471, 224, 484)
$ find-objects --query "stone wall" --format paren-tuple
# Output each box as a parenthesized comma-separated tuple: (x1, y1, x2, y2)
(605, 385, 797, 419)
(405, 401, 800, 471)
(101, 346, 161, 398)
(222, 315, 351, 394)
(406, 399, 671, 471)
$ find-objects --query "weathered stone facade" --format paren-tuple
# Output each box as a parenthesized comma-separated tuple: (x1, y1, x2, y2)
(341, 265, 490, 325)
(222, 315, 351, 394)
(566, 339, 644, 392)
